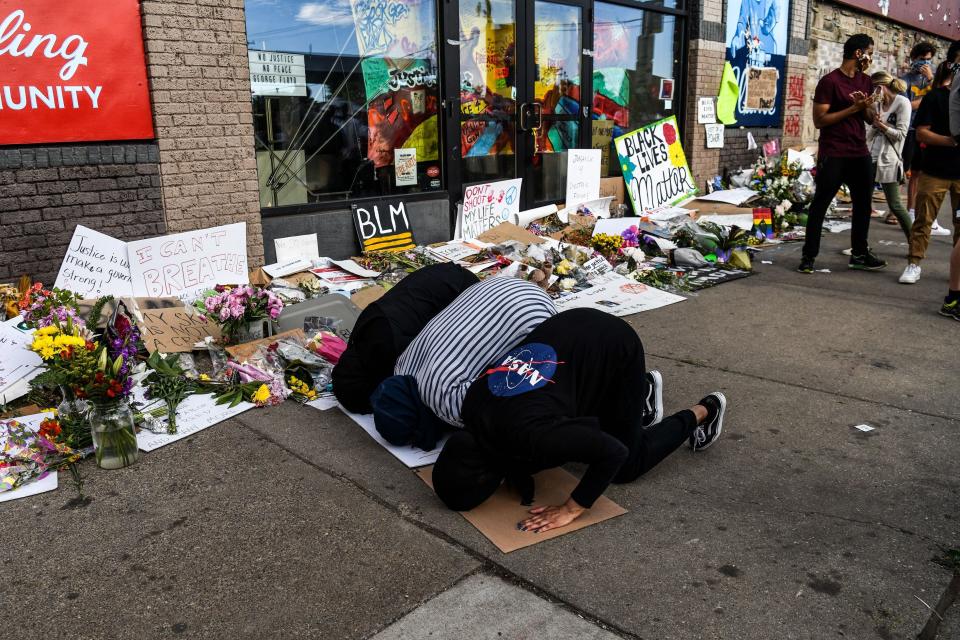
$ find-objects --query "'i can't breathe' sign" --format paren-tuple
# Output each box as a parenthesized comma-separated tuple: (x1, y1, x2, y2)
(0, 1, 153, 145)
(614, 116, 697, 214)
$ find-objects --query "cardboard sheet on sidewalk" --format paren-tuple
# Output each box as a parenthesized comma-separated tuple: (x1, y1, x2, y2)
(416, 466, 627, 553)
(475, 222, 545, 246)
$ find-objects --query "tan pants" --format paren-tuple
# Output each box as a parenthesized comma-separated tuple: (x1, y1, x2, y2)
(908, 173, 960, 264)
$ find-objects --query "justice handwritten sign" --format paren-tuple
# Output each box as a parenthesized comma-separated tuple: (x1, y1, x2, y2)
(54, 225, 134, 298)
(614, 116, 696, 214)
(460, 178, 522, 240)
(127, 223, 249, 302)
(0, 1, 153, 145)
(352, 201, 416, 252)
(565, 149, 601, 208)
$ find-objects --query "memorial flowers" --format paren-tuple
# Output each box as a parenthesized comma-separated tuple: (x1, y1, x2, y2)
(0, 417, 83, 496)
(195, 285, 283, 345)
(18, 282, 82, 329)
(749, 153, 814, 216)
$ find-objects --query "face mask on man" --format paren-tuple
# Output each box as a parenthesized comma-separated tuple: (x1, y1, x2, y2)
(857, 52, 872, 72)
(912, 59, 933, 72)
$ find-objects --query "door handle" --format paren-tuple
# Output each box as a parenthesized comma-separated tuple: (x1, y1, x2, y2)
(519, 102, 542, 131)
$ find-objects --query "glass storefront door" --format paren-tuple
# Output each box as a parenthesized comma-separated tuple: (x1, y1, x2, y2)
(455, 0, 591, 209)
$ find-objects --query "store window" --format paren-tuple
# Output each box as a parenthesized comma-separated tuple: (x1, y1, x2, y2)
(592, 3, 683, 177)
(245, 0, 442, 208)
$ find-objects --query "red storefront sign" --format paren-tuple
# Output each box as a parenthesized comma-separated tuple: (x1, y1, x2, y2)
(0, 1, 153, 145)
(833, 1, 958, 41)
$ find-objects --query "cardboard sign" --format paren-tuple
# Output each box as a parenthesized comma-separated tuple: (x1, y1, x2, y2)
(394, 147, 418, 186)
(225, 328, 304, 363)
(352, 201, 416, 252)
(475, 222, 545, 246)
(705, 123, 725, 149)
(460, 179, 523, 240)
(614, 117, 697, 215)
(0, 2, 153, 145)
(565, 149, 601, 208)
(416, 466, 627, 553)
(127, 223, 249, 302)
(745, 67, 779, 111)
(274, 233, 319, 263)
(350, 285, 388, 311)
(697, 97, 717, 124)
(138, 307, 222, 354)
(54, 225, 134, 298)
(591, 120, 614, 177)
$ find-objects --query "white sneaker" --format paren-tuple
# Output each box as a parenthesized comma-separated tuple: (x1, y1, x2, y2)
(898, 263, 921, 284)
(931, 220, 951, 236)
(842, 248, 853, 256)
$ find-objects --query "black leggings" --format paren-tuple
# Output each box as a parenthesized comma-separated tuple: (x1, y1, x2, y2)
(802, 154, 874, 258)
(598, 343, 698, 484)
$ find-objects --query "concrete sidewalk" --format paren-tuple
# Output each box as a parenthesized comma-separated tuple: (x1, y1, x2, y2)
(3, 222, 958, 639)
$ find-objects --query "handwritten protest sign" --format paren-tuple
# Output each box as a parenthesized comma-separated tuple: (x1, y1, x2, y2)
(54, 226, 134, 298)
(591, 120, 614, 177)
(127, 223, 249, 302)
(705, 124, 725, 149)
(745, 67, 779, 111)
(460, 179, 522, 240)
(135, 391, 254, 452)
(352, 201, 416, 252)
(274, 233, 319, 262)
(138, 307, 222, 354)
(0, 323, 42, 398)
(565, 149, 601, 208)
(614, 116, 697, 215)
(697, 97, 717, 124)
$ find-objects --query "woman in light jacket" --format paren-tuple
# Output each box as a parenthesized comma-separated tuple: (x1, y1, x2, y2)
(867, 71, 912, 237)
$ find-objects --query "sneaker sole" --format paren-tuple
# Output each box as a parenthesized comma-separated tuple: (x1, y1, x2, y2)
(898, 278, 919, 284)
(647, 370, 663, 427)
(797, 268, 814, 274)
(938, 308, 960, 320)
(693, 392, 726, 451)
(849, 264, 887, 271)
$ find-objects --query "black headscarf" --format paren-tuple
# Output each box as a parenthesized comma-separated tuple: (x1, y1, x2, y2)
(432, 431, 535, 511)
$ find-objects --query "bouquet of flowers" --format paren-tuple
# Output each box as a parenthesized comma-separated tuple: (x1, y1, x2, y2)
(18, 283, 83, 329)
(749, 153, 814, 217)
(195, 285, 283, 345)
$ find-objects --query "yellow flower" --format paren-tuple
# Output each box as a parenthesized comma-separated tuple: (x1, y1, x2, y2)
(35, 326, 59, 336)
(252, 384, 271, 404)
(199, 374, 211, 381)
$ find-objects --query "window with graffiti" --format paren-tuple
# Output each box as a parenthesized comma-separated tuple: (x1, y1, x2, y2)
(245, 0, 442, 208)
(591, 3, 683, 178)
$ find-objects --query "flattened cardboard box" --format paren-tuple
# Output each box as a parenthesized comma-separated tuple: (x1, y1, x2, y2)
(416, 466, 627, 553)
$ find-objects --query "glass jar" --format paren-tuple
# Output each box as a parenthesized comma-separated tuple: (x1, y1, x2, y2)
(89, 400, 139, 470)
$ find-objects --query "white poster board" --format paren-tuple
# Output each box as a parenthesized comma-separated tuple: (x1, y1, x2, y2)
(697, 97, 717, 124)
(274, 233, 319, 263)
(460, 179, 523, 240)
(565, 149, 601, 208)
(54, 226, 134, 298)
(337, 406, 448, 468)
(127, 223, 249, 302)
(135, 392, 255, 452)
(0, 323, 42, 400)
(554, 273, 685, 317)
(248, 50, 307, 97)
(705, 124, 725, 149)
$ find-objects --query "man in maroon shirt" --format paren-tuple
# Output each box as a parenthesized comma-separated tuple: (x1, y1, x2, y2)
(799, 34, 886, 273)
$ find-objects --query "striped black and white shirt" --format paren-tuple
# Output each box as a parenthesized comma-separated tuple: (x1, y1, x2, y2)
(396, 276, 557, 427)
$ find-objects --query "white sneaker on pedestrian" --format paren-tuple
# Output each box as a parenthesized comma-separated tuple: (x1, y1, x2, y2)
(931, 220, 951, 236)
(898, 263, 921, 284)
(842, 248, 853, 256)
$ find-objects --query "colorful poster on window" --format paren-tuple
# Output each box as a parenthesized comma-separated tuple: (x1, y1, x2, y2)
(614, 117, 696, 214)
(724, 0, 789, 126)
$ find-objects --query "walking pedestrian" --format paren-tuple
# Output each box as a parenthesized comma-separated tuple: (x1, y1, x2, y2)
(431, 309, 727, 531)
(866, 72, 912, 238)
(899, 61, 960, 284)
(941, 237, 960, 321)
(798, 34, 884, 274)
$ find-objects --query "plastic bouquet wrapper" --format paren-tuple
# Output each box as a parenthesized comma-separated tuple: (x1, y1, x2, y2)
(303, 316, 349, 342)
(306, 331, 347, 366)
(0, 418, 80, 494)
(267, 278, 308, 305)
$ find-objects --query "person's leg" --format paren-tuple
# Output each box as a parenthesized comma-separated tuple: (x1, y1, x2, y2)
(611, 408, 701, 483)
(881, 181, 912, 239)
(908, 174, 949, 265)
(801, 156, 845, 261)
(845, 155, 874, 256)
(950, 179, 960, 247)
(941, 237, 960, 320)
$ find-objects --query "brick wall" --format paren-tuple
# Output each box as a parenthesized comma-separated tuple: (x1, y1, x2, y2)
(140, 0, 264, 267)
(0, 144, 166, 285)
(685, 40, 726, 190)
(804, 0, 954, 146)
